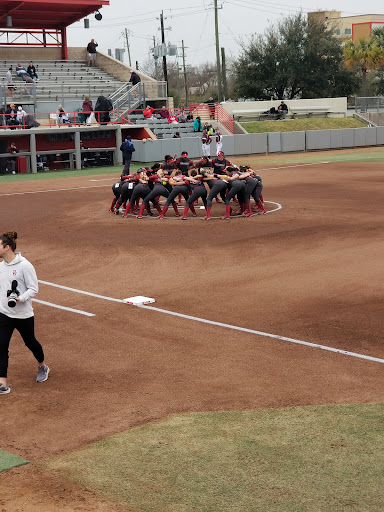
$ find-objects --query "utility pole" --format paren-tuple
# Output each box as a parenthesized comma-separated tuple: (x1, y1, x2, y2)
(214, 0, 223, 102)
(124, 28, 132, 67)
(221, 47, 227, 101)
(181, 40, 188, 106)
(160, 11, 168, 88)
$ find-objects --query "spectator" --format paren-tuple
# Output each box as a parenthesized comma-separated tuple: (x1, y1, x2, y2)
(120, 136, 135, 173)
(277, 101, 288, 120)
(158, 106, 170, 119)
(143, 105, 155, 119)
(27, 62, 38, 81)
(177, 106, 187, 123)
(16, 106, 27, 127)
(15, 63, 32, 82)
(173, 132, 181, 138)
(6, 67, 14, 98)
(193, 116, 202, 132)
(168, 113, 178, 124)
(186, 113, 193, 122)
(87, 39, 98, 66)
(5, 104, 19, 129)
(205, 96, 216, 120)
(94, 96, 113, 124)
(129, 70, 141, 86)
(57, 105, 69, 125)
(82, 96, 94, 124)
(7, 142, 19, 174)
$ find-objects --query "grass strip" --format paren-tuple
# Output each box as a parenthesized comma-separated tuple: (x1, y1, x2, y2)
(0, 450, 28, 472)
(241, 117, 367, 133)
(39, 403, 384, 512)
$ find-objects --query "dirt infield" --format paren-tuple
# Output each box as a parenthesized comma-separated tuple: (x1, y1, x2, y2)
(1, 155, 383, 510)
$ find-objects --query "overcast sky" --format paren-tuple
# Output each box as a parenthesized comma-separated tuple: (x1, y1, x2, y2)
(67, 0, 384, 70)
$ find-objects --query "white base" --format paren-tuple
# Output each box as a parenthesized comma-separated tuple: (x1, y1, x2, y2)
(123, 295, 155, 305)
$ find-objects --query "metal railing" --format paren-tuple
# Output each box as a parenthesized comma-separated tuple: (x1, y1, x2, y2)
(0, 110, 125, 129)
(189, 102, 234, 134)
(355, 96, 384, 113)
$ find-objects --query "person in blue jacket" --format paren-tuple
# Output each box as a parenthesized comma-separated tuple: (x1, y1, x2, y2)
(120, 136, 135, 173)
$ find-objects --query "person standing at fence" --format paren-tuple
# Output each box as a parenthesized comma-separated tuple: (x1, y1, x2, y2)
(82, 96, 94, 124)
(120, 136, 135, 173)
(0, 231, 50, 395)
(87, 39, 98, 66)
(205, 97, 216, 120)
(201, 130, 212, 157)
(6, 67, 14, 98)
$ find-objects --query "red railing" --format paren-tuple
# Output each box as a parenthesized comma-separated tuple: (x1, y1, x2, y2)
(0, 110, 124, 129)
(189, 102, 234, 134)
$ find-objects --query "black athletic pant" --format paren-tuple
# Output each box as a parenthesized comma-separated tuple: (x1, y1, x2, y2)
(116, 182, 135, 207)
(186, 185, 207, 207)
(224, 181, 245, 206)
(112, 182, 122, 199)
(244, 178, 257, 204)
(129, 184, 151, 206)
(206, 180, 228, 208)
(252, 181, 263, 202)
(142, 185, 169, 213)
(165, 185, 189, 207)
(0, 313, 44, 377)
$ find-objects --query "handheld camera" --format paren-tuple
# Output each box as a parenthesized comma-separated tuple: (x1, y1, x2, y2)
(7, 280, 19, 308)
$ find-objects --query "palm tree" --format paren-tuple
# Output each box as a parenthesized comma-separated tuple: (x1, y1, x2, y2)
(371, 27, 384, 50)
(343, 39, 384, 96)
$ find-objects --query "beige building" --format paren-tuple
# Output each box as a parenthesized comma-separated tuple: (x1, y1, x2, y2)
(308, 11, 384, 43)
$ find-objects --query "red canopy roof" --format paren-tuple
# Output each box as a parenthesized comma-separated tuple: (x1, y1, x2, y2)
(0, 0, 109, 29)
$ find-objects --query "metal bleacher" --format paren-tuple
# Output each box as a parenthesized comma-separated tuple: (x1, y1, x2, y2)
(128, 114, 199, 139)
(0, 60, 126, 111)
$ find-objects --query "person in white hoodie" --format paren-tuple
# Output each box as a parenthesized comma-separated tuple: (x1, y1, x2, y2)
(0, 231, 49, 395)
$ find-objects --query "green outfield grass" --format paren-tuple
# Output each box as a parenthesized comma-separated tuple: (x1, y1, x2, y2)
(0, 450, 28, 473)
(39, 403, 384, 512)
(241, 117, 367, 133)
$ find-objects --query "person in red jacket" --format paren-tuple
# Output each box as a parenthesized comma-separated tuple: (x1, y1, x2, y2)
(143, 105, 154, 119)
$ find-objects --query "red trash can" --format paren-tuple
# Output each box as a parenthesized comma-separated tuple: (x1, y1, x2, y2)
(17, 156, 27, 173)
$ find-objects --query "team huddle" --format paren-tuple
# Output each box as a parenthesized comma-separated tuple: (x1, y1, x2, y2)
(109, 151, 266, 220)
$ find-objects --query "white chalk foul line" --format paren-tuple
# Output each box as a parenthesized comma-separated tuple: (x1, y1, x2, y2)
(136, 304, 384, 365)
(38, 279, 384, 365)
(33, 298, 95, 317)
(258, 161, 330, 172)
(38, 280, 124, 303)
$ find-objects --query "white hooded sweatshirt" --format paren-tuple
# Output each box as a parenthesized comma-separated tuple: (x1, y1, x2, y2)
(0, 253, 38, 319)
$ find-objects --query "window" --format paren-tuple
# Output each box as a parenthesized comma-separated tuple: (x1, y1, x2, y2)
(345, 28, 352, 35)
(336, 29, 340, 35)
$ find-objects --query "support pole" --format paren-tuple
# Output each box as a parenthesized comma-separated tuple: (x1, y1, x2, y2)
(160, 11, 168, 88)
(214, 0, 223, 102)
(30, 133, 37, 173)
(182, 40, 188, 106)
(125, 28, 132, 67)
(74, 131, 81, 170)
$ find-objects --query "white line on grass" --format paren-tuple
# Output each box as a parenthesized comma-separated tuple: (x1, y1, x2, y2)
(38, 280, 384, 365)
(0, 184, 110, 197)
(33, 298, 95, 316)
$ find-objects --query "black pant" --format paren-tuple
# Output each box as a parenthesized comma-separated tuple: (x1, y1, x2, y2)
(252, 182, 263, 202)
(165, 185, 189, 206)
(0, 313, 44, 377)
(143, 185, 169, 207)
(207, 180, 228, 208)
(244, 178, 257, 203)
(186, 185, 207, 207)
(225, 181, 245, 205)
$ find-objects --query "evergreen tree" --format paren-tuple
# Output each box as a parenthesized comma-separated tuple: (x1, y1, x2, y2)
(233, 13, 358, 100)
